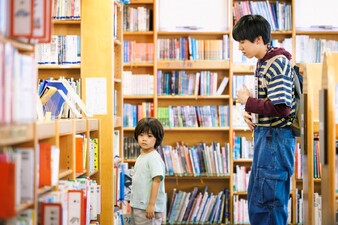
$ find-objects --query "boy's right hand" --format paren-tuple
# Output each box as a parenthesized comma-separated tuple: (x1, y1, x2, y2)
(243, 111, 255, 131)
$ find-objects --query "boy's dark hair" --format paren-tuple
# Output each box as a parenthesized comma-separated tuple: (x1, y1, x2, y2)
(134, 117, 164, 148)
(232, 14, 271, 45)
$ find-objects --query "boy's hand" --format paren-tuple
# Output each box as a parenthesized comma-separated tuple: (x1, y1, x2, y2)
(243, 111, 255, 131)
(237, 84, 251, 105)
(145, 204, 155, 219)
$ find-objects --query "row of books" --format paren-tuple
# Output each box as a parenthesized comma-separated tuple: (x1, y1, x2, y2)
(233, 165, 250, 192)
(295, 36, 338, 63)
(123, 137, 141, 160)
(157, 70, 229, 96)
(36, 35, 81, 65)
(123, 102, 154, 128)
(123, 6, 153, 32)
(123, 41, 154, 63)
(0, 143, 60, 218)
(157, 36, 229, 60)
(38, 178, 101, 225)
(52, 0, 81, 20)
(0, 148, 34, 218)
(166, 187, 230, 224)
(233, 196, 292, 224)
(233, 135, 254, 159)
(122, 71, 154, 96)
(158, 142, 231, 176)
(157, 105, 230, 128)
(75, 135, 99, 175)
(0, 42, 37, 124)
(233, 1, 292, 31)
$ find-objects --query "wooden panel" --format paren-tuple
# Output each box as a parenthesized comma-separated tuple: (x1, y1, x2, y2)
(0, 124, 34, 146)
(57, 119, 73, 135)
(35, 122, 55, 140)
(320, 52, 338, 225)
(81, 0, 115, 224)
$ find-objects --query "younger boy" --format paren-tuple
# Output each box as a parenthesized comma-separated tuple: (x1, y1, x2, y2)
(130, 117, 166, 225)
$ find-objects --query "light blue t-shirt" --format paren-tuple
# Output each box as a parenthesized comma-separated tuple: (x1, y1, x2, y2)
(130, 150, 166, 212)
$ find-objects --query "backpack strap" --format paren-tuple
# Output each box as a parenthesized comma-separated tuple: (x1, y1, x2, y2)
(261, 54, 288, 75)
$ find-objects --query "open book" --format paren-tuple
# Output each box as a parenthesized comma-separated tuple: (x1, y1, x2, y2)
(39, 79, 92, 119)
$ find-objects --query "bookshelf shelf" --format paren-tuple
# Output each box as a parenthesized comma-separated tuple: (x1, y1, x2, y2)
(271, 30, 293, 35)
(124, 95, 154, 99)
(57, 119, 73, 135)
(0, 124, 34, 146)
(114, 78, 122, 83)
(129, 0, 153, 4)
(37, 186, 53, 196)
(37, 65, 81, 69)
(88, 118, 99, 131)
(157, 60, 230, 69)
(35, 122, 56, 140)
(233, 191, 248, 195)
(233, 159, 253, 163)
(74, 119, 87, 133)
(295, 30, 338, 35)
(76, 171, 87, 177)
(164, 127, 230, 131)
(166, 175, 231, 180)
(157, 95, 230, 100)
(0, 36, 34, 51)
(16, 202, 34, 214)
(58, 169, 73, 179)
(232, 64, 256, 73)
(124, 31, 154, 35)
(114, 39, 122, 46)
(157, 31, 230, 36)
(123, 63, 154, 67)
(52, 20, 81, 25)
(89, 170, 99, 177)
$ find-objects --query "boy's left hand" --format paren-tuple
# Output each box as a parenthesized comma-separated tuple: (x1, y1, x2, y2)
(237, 84, 251, 105)
(145, 205, 155, 219)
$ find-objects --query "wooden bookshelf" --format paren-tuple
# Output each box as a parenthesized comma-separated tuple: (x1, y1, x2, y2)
(319, 51, 338, 225)
(301, 63, 322, 225)
(119, 0, 338, 224)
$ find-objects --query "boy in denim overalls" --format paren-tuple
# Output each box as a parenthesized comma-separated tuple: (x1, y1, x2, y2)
(233, 14, 297, 225)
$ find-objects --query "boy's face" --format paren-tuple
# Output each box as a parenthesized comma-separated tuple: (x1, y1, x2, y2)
(138, 131, 156, 152)
(237, 36, 266, 59)
(237, 39, 257, 59)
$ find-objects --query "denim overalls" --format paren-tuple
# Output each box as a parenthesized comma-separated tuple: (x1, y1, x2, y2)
(248, 126, 296, 225)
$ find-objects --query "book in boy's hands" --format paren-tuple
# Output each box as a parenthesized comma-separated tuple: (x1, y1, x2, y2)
(216, 77, 229, 95)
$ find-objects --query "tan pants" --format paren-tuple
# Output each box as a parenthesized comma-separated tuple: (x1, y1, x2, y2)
(130, 207, 163, 225)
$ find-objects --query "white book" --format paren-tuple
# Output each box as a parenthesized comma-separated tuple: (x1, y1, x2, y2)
(177, 192, 191, 222)
(195, 191, 209, 222)
(18, 149, 34, 202)
(216, 77, 229, 95)
(201, 193, 215, 222)
(90, 182, 98, 220)
(15, 151, 21, 206)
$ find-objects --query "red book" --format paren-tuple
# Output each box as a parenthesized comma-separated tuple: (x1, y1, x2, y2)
(39, 142, 52, 187)
(41, 202, 62, 225)
(0, 161, 15, 218)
